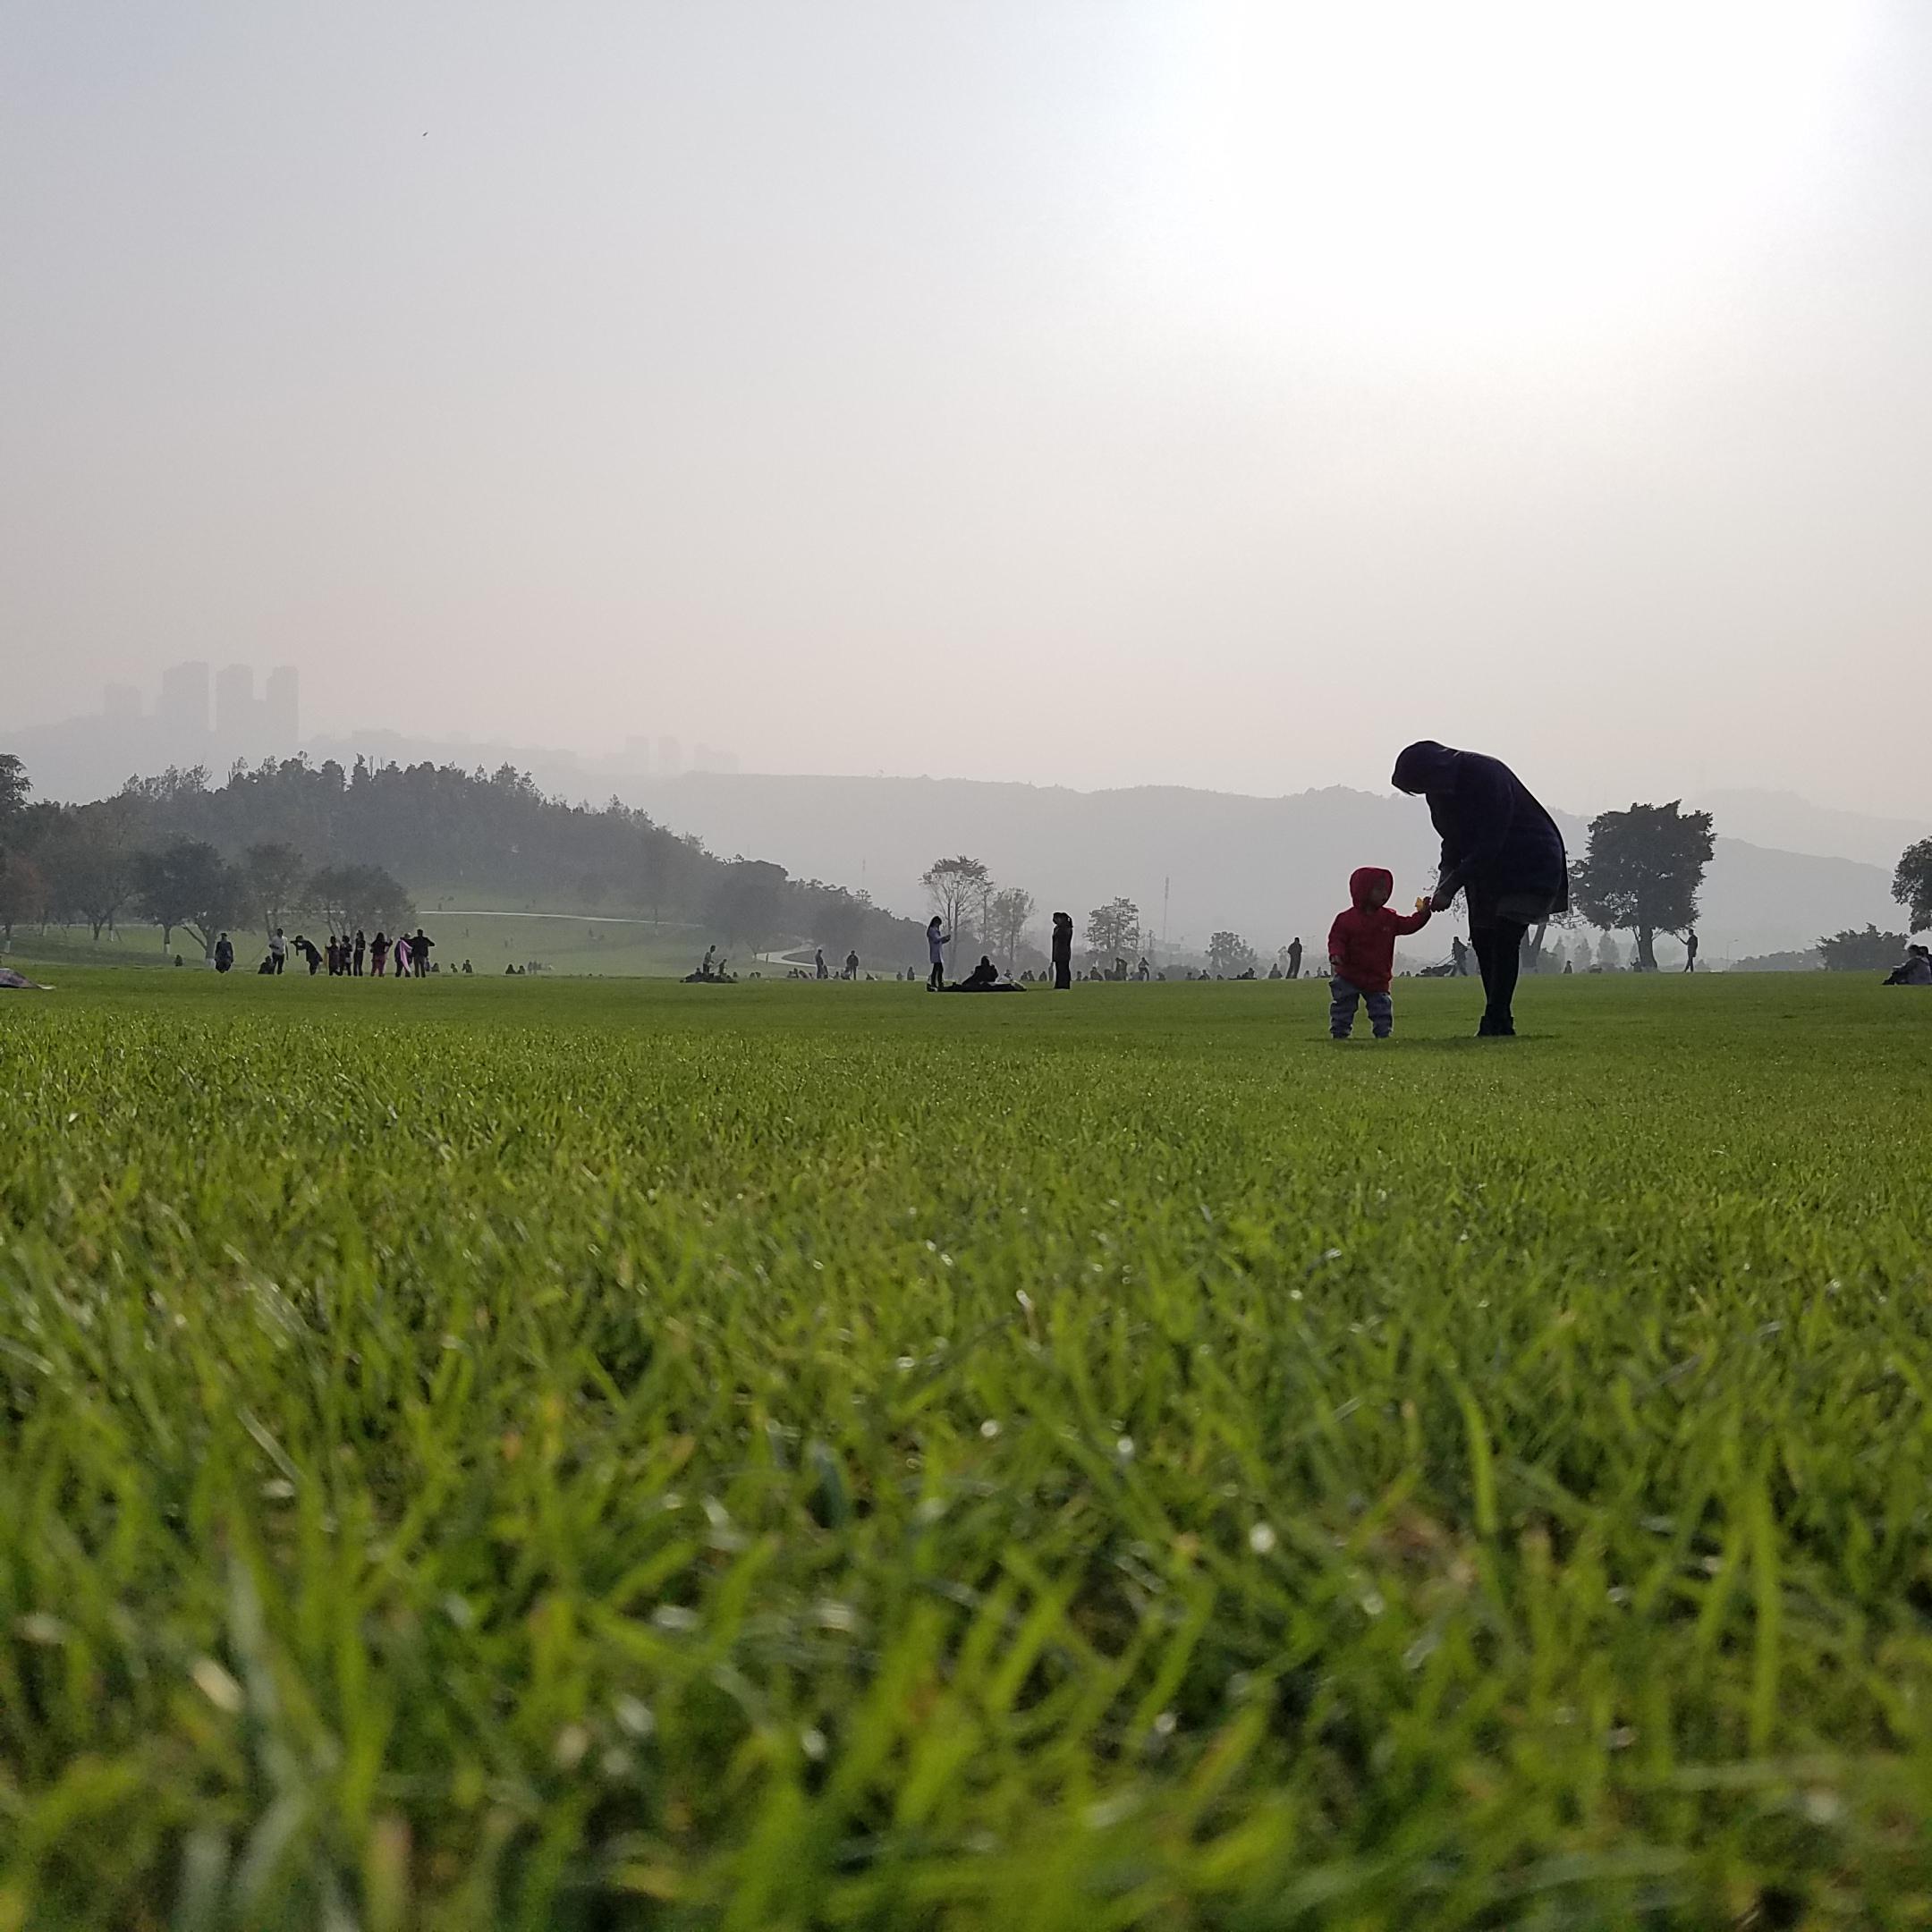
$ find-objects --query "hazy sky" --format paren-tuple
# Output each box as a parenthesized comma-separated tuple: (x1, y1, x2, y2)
(5, 2, 1930, 813)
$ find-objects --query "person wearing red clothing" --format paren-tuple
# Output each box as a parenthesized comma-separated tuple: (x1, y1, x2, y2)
(1326, 867, 1432, 1039)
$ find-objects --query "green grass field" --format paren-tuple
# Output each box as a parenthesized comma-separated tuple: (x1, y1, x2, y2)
(4, 968, 1931, 1929)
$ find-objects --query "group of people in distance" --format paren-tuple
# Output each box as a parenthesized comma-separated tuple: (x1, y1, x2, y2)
(211, 924, 454, 978)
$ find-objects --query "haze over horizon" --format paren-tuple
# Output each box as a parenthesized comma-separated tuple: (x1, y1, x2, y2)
(6, 3, 1932, 817)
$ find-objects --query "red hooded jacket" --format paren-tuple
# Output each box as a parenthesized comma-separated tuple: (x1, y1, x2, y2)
(1326, 868, 1431, 994)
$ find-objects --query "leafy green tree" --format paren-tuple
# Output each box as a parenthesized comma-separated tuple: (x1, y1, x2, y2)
(0, 850, 46, 943)
(1569, 801, 1716, 971)
(42, 802, 139, 940)
(1085, 897, 1140, 958)
(0, 753, 30, 836)
(243, 841, 309, 937)
(133, 842, 244, 958)
(1893, 838, 1932, 933)
(1208, 930, 1256, 975)
(708, 860, 789, 950)
(1818, 926, 1907, 971)
(307, 862, 414, 938)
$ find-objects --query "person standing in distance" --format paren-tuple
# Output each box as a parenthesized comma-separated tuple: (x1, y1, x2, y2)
(1050, 912, 1074, 991)
(1392, 740, 1568, 1038)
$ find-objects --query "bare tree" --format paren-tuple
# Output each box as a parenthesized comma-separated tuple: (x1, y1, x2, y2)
(922, 856, 992, 960)
(986, 886, 1036, 970)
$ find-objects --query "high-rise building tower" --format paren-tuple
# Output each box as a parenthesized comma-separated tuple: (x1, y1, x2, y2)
(215, 664, 257, 743)
(156, 661, 211, 745)
(657, 735, 682, 776)
(264, 665, 299, 748)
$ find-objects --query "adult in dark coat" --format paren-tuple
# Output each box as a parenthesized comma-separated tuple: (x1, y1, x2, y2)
(1392, 741, 1568, 1037)
(1050, 912, 1073, 991)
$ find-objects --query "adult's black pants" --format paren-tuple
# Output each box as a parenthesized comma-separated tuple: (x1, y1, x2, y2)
(1470, 920, 1527, 1030)
(1052, 960, 1071, 990)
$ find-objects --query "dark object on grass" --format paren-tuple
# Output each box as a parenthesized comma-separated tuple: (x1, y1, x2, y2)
(939, 957, 1021, 993)
(1883, 945, 1932, 987)
(0, 967, 48, 990)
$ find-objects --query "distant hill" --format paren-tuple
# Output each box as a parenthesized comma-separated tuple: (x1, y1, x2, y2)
(1691, 790, 1926, 872)
(610, 772, 1914, 963)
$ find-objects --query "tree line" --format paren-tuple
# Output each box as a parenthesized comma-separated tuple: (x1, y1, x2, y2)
(0, 751, 927, 962)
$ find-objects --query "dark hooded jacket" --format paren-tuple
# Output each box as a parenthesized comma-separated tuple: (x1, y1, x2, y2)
(1391, 741, 1568, 914)
(1327, 867, 1431, 995)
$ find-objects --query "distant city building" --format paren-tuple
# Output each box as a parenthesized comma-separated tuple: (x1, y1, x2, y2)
(657, 734, 682, 776)
(102, 682, 142, 719)
(216, 664, 258, 744)
(264, 665, 299, 747)
(157, 660, 210, 738)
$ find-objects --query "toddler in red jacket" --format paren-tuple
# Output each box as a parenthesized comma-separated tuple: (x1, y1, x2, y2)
(1326, 867, 1431, 1038)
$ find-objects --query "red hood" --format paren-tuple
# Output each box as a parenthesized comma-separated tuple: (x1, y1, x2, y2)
(1349, 866, 1393, 910)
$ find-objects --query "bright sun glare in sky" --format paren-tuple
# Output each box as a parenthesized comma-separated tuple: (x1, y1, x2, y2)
(1154, 1, 1874, 342)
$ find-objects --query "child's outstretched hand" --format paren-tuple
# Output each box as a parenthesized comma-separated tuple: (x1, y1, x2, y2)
(1413, 895, 1430, 914)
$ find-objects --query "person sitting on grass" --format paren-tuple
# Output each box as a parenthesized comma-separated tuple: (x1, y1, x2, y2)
(1884, 943, 1932, 986)
(1326, 867, 1432, 1040)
